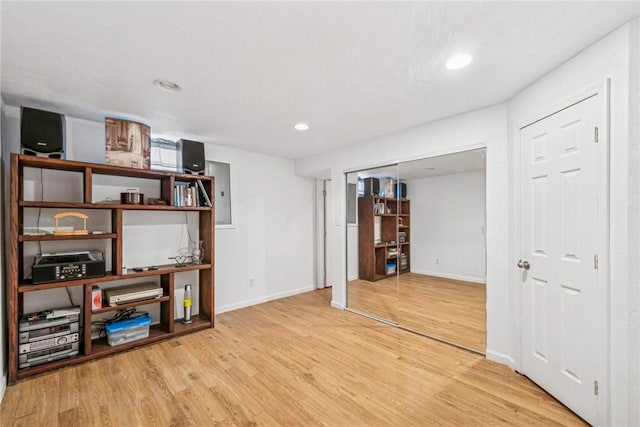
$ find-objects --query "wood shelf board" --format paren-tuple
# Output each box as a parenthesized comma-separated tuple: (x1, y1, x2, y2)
(18, 264, 212, 292)
(18, 155, 212, 182)
(19, 233, 117, 242)
(18, 274, 119, 292)
(375, 243, 400, 248)
(123, 263, 212, 277)
(90, 317, 210, 357)
(172, 314, 212, 333)
(92, 295, 170, 314)
(20, 201, 211, 211)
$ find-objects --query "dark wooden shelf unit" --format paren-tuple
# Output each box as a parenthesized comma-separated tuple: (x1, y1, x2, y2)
(8, 154, 215, 384)
(357, 195, 410, 281)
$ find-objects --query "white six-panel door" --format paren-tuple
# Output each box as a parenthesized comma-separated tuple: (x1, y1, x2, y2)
(520, 93, 602, 424)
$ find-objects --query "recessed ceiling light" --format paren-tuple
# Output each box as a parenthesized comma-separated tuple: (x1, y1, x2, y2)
(445, 53, 473, 70)
(153, 79, 182, 92)
(294, 123, 309, 131)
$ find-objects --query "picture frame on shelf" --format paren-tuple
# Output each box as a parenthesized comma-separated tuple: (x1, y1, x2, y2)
(105, 117, 151, 169)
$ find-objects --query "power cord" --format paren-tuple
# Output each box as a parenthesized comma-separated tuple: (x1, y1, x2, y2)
(95, 307, 149, 338)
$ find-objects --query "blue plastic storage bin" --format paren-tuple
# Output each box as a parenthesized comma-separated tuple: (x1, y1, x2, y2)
(105, 314, 152, 347)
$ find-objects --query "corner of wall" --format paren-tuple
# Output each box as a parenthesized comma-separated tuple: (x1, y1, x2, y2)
(330, 300, 344, 310)
(485, 349, 516, 370)
(626, 16, 640, 427)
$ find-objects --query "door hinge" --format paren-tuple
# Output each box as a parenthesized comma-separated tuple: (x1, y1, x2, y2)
(594, 254, 599, 270)
(594, 380, 599, 396)
(594, 127, 599, 143)
(322, 190, 327, 197)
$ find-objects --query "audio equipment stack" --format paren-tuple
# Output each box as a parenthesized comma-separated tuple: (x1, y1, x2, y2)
(18, 306, 81, 369)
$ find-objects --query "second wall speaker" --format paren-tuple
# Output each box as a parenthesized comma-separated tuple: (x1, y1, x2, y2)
(179, 139, 205, 174)
(363, 177, 380, 196)
(21, 107, 65, 158)
(395, 182, 407, 199)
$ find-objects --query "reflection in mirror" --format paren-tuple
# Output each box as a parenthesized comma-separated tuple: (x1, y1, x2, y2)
(346, 165, 399, 322)
(397, 149, 487, 352)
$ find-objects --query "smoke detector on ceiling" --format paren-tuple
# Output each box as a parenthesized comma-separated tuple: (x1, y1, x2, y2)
(153, 79, 182, 92)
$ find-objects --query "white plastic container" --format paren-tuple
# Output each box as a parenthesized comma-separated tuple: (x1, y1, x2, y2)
(105, 314, 151, 347)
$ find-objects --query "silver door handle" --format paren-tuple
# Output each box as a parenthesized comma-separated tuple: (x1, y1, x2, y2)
(517, 259, 530, 270)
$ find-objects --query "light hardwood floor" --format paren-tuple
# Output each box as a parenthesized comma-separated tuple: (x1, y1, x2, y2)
(1, 289, 585, 426)
(348, 273, 486, 352)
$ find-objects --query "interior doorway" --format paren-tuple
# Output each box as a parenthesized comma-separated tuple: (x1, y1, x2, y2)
(317, 178, 332, 289)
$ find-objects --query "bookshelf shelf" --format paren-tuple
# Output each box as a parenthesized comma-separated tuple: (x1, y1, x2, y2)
(358, 195, 410, 281)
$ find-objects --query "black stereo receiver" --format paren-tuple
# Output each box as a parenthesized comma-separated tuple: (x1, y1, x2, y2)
(32, 251, 106, 284)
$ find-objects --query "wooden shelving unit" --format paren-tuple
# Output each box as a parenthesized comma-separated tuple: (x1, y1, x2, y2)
(7, 154, 215, 383)
(357, 195, 410, 282)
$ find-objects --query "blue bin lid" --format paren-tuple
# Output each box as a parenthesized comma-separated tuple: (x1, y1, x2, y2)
(105, 314, 152, 333)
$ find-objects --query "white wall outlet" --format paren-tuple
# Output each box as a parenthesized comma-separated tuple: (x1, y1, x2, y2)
(435, 258, 440, 264)
(249, 277, 255, 287)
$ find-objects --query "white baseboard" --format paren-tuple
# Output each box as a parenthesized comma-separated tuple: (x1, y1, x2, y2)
(410, 269, 486, 284)
(486, 349, 516, 370)
(347, 274, 359, 281)
(331, 300, 344, 310)
(215, 285, 315, 314)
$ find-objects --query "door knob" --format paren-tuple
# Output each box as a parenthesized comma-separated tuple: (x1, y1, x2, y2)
(517, 259, 530, 270)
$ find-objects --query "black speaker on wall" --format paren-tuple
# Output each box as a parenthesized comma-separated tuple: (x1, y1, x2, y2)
(21, 107, 65, 158)
(363, 177, 380, 196)
(179, 139, 205, 175)
(396, 182, 407, 199)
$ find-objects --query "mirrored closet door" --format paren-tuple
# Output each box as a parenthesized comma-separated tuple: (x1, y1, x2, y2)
(346, 149, 487, 353)
(346, 165, 399, 323)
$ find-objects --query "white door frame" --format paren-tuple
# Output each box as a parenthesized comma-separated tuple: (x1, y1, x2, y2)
(512, 79, 610, 424)
(316, 178, 331, 289)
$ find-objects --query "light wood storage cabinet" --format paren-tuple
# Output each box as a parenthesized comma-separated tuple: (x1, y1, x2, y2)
(7, 154, 215, 383)
(357, 195, 410, 281)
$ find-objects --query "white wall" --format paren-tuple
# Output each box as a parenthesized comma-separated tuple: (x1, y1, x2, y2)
(506, 20, 638, 426)
(201, 142, 315, 313)
(409, 169, 486, 283)
(295, 103, 509, 352)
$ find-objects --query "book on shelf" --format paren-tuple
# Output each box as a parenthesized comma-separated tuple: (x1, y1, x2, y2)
(196, 179, 212, 207)
(173, 183, 201, 207)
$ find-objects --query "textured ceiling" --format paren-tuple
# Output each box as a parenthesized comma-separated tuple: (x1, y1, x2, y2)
(2, 2, 638, 159)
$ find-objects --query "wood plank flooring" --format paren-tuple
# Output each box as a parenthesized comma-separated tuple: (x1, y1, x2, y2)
(348, 273, 486, 352)
(0, 288, 585, 426)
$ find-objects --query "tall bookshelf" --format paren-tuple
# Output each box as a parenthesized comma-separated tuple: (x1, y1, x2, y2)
(7, 154, 215, 383)
(357, 195, 410, 281)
